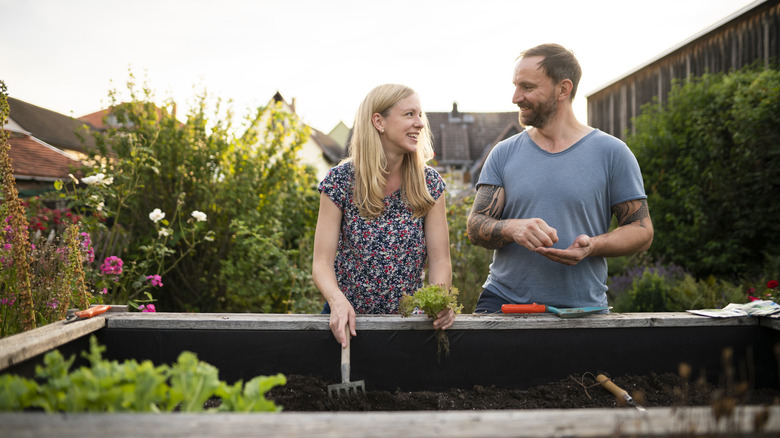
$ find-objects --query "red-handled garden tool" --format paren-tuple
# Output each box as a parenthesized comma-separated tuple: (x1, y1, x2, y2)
(501, 303, 610, 318)
(327, 325, 366, 400)
(65, 305, 111, 323)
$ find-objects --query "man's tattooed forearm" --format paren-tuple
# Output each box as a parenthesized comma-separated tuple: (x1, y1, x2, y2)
(613, 199, 650, 226)
(467, 214, 508, 249)
(468, 185, 508, 249)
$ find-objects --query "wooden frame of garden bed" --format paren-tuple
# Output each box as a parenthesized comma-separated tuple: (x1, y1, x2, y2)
(2, 311, 780, 437)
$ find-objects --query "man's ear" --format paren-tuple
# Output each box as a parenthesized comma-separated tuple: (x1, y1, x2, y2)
(558, 79, 574, 101)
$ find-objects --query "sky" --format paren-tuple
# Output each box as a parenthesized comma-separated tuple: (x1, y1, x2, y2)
(1, 0, 760, 133)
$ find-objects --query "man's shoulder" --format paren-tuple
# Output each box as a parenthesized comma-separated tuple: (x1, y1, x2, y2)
(492, 130, 529, 151)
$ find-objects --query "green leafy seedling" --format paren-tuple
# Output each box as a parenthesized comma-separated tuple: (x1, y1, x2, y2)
(399, 284, 462, 360)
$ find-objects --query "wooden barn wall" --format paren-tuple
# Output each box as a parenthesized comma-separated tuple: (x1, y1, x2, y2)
(587, 0, 780, 140)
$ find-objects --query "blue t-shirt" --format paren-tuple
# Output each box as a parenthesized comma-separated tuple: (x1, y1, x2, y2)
(477, 129, 646, 308)
(318, 161, 446, 314)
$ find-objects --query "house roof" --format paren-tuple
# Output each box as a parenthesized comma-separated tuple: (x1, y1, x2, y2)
(7, 97, 97, 154)
(310, 127, 346, 163)
(426, 103, 521, 165)
(6, 131, 82, 181)
(78, 108, 110, 130)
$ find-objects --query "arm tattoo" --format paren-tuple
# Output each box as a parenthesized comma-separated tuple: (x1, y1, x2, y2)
(468, 185, 509, 249)
(612, 199, 650, 227)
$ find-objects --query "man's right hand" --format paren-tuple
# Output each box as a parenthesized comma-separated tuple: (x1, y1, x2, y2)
(506, 217, 559, 251)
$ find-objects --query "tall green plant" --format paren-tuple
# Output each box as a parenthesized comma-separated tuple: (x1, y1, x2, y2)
(628, 65, 780, 279)
(2, 81, 94, 336)
(0, 80, 35, 331)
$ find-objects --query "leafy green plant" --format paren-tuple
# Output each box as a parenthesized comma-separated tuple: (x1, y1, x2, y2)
(399, 284, 462, 359)
(0, 336, 285, 412)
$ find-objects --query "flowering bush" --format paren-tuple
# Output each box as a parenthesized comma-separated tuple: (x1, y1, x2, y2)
(747, 280, 779, 302)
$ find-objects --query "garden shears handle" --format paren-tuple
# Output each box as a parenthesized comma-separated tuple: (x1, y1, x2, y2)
(65, 305, 111, 323)
(501, 304, 547, 314)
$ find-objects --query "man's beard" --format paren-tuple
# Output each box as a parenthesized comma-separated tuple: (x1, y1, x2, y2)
(518, 95, 558, 129)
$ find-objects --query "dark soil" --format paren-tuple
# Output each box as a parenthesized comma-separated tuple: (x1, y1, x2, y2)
(264, 373, 780, 412)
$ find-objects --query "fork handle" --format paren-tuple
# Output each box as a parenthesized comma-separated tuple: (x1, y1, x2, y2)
(341, 325, 351, 383)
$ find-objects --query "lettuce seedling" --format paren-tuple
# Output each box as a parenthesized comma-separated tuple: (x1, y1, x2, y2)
(399, 284, 462, 360)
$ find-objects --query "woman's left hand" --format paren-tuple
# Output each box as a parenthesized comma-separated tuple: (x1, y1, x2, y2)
(432, 308, 455, 330)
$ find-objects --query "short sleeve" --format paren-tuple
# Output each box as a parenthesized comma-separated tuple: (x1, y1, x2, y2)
(425, 167, 446, 201)
(318, 163, 352, 211)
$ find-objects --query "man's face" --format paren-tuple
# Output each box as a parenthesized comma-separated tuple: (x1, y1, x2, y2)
(512, 56, 558, 128)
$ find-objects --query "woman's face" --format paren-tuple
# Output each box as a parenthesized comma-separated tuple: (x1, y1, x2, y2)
(374, 94, 424, 156)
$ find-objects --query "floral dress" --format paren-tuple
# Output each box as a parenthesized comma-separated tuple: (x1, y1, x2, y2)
(318, 161, 445, 314)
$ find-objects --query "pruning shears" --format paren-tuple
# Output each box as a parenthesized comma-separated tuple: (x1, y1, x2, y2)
(65, 305, 111, 323)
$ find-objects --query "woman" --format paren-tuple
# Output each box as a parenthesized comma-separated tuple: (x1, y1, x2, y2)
(312, 84, 454, 348)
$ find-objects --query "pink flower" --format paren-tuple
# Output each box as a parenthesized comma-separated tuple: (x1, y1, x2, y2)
(100, 256, 123, 276)
(139, 304, 156, 313)
(100, 288, 108, 295)
(146, 275, 163, 287)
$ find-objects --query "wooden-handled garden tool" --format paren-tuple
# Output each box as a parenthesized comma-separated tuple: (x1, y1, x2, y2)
(501, 303, 610, 318)
(327, 325, 366, 400)
(596, 374, 646, 411)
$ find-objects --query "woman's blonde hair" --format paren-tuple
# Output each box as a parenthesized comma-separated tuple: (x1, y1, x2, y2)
(348, 84, 436, 219)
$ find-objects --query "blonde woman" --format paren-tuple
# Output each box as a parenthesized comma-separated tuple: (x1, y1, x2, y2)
(312, 84, 453, 347)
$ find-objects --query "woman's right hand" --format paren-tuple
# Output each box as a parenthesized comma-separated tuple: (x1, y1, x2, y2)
(329, 296, 356, 348)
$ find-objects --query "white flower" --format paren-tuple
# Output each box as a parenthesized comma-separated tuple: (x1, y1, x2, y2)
(96, 202, 104, 212)
(149, 208, 165, 223)
(81, 172, 113, 186)
(82, 174, 101, 185)
(68, 173, 80, 185)
(191, 210, 207, 222)
(158, 228, 172, 237)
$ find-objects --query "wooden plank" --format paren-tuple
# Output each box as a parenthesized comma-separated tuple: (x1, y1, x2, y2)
(2, 406, 779, 437)
(760, 317, 780, 331)
(103, 312, 758, 331)
(0, 317, 105, 372)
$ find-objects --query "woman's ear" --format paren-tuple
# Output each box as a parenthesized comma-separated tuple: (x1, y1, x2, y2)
(372, 113, 385, 133)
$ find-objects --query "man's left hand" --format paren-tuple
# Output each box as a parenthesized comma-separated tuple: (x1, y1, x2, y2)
(535, 234, 592, 266)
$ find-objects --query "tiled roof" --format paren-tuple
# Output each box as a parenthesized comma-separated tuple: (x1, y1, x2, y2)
(426, 104, 521, 166)
(78, 108, 110, 130)
(7, 97, 97, 153)
(6, 132, 83, 180)
(310, 128, 346, 164)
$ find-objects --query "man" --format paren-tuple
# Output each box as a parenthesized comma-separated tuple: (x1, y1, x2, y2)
(467, 43, 653, 313)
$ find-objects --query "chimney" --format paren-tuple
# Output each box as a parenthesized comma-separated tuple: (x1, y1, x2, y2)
(451, 102, 459, 117)
(291, 97, 297, 113)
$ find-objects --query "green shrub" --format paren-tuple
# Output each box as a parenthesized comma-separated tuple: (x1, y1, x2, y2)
(219, 219, 320, 313)
(611, 263, 750, 313)
(628, 65, 780, 279)
(446, 191, 493, 313)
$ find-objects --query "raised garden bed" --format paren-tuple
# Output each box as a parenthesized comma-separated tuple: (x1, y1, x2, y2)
(2, 311, 780, 437)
